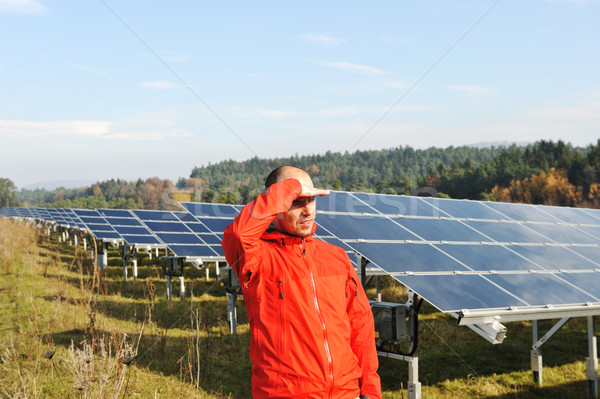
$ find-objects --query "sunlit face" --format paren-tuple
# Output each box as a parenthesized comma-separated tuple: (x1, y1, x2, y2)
(272, 167, 317, 237)
(274, 195, 317, 237)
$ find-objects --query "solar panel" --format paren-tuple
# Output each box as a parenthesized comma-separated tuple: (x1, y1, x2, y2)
(315, 191, 600, 325)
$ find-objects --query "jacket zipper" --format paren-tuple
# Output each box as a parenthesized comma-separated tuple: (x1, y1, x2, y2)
(278, 279, 285, 359)
(302, 238, 334, 399)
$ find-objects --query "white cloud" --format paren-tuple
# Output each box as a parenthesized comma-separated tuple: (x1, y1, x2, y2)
(162, 51, 189, 63)
(448, 84, 497, 98)
(137, 81, 179, 89)
(319, 61, 388, 77)
(298, 34, 344, 47)
(314, 104, 432, 117)
(0, 0, 46, 14)
(0, 119, 111, 137)
(0, 114, 192, 141)
(69, 63, 111, 78)
(230, 107, 298, 119)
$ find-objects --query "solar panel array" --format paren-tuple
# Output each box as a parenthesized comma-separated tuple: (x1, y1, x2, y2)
(0, 205, 231, 262)
(315, 192, 600, 323)
(4, 195, 600, 323)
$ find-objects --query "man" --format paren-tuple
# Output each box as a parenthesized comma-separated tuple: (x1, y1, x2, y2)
(221, 165, 381, 399)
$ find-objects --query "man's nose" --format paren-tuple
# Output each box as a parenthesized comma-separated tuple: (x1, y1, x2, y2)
(302, 204, 314, 216)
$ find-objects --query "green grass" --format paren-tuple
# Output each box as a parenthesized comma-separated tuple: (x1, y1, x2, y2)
(0, 218, 597, 398)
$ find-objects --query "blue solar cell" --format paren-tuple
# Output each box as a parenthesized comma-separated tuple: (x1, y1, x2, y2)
(394, 274, 528, 312)
(168, 245, 220, 257)
(133, 210, 178, 221)
(156, 233, 202, 244)
(317, 214, 419, 241)
(421, 197, 506, 220)
(91, 231, 122, 240)
(510, 245, 598, 270)
(316, 236, 350, 251)
(527, 223, 600, 244)
(86, 223, 116, 232)
(196, 234, 221, 245)
(577, 226, 600, 240)
(569, 247, 600, 267)
(536, 205, 597, 225)
(486, 273, 599, 306)
(436, 244, 540, 271)
(348, 242, 467, 273)
(79, 216, 107, 225)
(580, 208, 600, 224)
(394, 218, 488, 242)
(99, 209, 134, 218)
(356, 193, 441, 217)
(558, 273, 600, 301)
(463, 220, 547, 243)
(144, 221, 191, 233)
(73, 209, 100, 217)
(316, 191, 375, 214)
(104, 217, 142, 226)
(113, 226, 151, 235)
(120, 235, 161, 245)
(174, 211, 197, 222)
(180, 202, 240, 218)
(202, 218, 234, 233)
(185, 223, 210, 234)
(482, 201, 558, 223)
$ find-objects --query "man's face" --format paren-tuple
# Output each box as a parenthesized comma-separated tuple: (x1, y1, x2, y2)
(274, 195, 316, 237)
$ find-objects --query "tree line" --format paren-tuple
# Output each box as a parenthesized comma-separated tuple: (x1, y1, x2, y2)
(2, 139, 599, 210)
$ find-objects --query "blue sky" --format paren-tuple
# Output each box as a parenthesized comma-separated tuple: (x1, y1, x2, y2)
(1, 0, 599, 189)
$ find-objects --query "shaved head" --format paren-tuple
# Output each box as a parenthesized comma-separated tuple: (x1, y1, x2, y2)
(265, 165, 313, 190)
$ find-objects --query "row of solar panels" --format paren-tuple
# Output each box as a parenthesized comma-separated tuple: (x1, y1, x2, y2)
(3, 192, 600, 320)
(0, 203, 243, 260)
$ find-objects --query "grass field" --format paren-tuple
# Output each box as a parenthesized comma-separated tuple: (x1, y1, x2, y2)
(0, 218, 597, 398)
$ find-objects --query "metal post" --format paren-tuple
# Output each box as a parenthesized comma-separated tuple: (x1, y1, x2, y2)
(376, 276, 381, 302)
(74, 234, 78, 247)
(588, 316, 598, 399)
(206, 265, 210, 281)
(532, 320, 543, 386)
(83, 237, 87, 251)
(180, 276, 185, 299)
(166, 275, 172, 301)
(227, 292, 237, 336)
(408, 356, 421, 399)
(216, 261, 220, 278)
(155, 247, 159, 258)
(133, 258, 138, 281)
(122, 245, 128, 281)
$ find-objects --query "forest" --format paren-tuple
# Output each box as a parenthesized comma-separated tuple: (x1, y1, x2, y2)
(3, 139, 600, 210)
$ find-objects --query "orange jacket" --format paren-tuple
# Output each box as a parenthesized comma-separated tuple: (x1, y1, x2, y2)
(222, 179, 381, 399)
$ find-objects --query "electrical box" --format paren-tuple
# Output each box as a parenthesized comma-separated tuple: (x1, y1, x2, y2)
(370, 301, 409, 343)
(219, 266, 240, 291)
(162, 256, 184, 277)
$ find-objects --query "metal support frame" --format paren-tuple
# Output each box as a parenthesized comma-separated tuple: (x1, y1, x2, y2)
(97, 242, 108, 269)
(588, 316, 598, 399)
(378, 352, 421, 399)
(530, 317, 571, 386)
(227, 292, 237, 336)
(121, 246, 138, 281)
(163, 257, 185, 301)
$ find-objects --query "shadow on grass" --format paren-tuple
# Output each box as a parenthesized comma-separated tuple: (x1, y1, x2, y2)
(486, 379, 592, 399)
(49, 327, 253, 399)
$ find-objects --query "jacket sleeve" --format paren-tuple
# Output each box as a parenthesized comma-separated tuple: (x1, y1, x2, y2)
(346, 265, 382, 399)
(221, 179, 302, 282)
